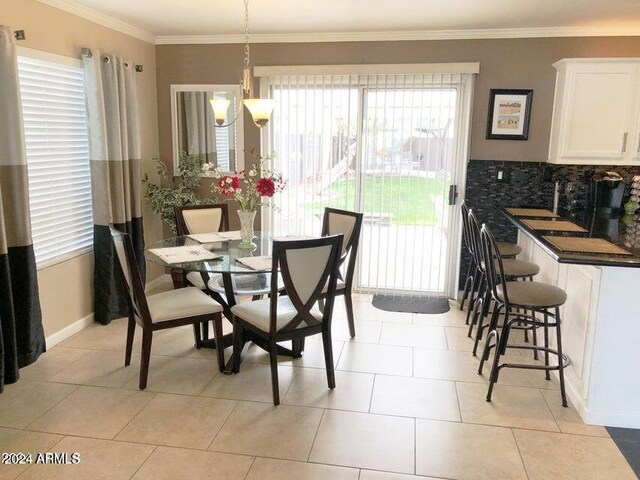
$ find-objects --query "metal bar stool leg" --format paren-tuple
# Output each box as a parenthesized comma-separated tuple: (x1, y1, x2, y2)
(543, 309, 551, 380)
(460, 259, 474, 310)
(555, 307, 568, 407)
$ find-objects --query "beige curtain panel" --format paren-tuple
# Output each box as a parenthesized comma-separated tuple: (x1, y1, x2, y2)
(83, 50, 145, 325)
(0, 25, 45, 392)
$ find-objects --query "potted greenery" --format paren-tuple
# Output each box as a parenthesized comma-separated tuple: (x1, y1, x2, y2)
(143, 153, 218, 234)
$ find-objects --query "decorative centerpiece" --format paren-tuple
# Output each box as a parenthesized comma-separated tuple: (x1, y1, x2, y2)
(203, 148, 285, 248)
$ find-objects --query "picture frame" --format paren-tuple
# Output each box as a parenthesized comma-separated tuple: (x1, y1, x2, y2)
(486, 89, 533, 140)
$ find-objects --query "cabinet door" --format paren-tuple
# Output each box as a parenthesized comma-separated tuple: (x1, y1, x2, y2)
(558, 63, 638, 162)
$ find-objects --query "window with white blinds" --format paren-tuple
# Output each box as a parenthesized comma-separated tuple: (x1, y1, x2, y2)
(17, 53, 93, 267)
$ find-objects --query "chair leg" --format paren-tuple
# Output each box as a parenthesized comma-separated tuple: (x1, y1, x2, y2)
(531, 308, 539, 360)
(202, 321, 210, 344)
(268, 339, 280, 405)
(487, 309, 509, 401)
(193, 324, 202, 349)
(465, 271, 481, 325)
(125, 313, 136, 367)
(543, 309, 551, 380)
(344, 292, 356, 338)
(232, 320, 244, 374)
(555, 307, 568, 407)
(212, 314, 225, 372)
(467, 279, 486, 338)
(321, 330, 336, 389)
(139, 330, 153, 390)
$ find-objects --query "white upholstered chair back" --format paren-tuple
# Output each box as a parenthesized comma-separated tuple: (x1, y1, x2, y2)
(285, 245, 334, 304)
(182, 208, 224, 233)
(327, 212, 356, 255)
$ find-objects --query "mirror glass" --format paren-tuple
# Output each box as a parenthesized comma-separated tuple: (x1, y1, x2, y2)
(172, 85, 243, 173)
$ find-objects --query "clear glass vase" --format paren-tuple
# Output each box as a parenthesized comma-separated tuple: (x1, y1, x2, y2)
(238, 210, 257, 248)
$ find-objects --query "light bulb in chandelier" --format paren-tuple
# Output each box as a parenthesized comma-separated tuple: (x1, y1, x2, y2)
(209, 97, 231, 126)
(243, 98, 274, 128)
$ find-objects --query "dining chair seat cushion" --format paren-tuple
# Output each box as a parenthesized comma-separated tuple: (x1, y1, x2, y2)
(147, 287, 223, 322)
(496, 281, 567, 308)
(481, 259, 540, 278)
(496, 241, 522, 257)
(231, 296, 323, 332)
(321, 278, 346, 293)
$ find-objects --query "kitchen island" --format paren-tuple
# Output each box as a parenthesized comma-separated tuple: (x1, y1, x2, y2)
(502, 208, 640, 428)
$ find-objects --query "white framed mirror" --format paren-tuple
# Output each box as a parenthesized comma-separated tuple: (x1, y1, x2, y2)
(170, 84, 244, 174)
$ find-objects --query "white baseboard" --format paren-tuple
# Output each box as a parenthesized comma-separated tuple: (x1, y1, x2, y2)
(145, 274, 172, 292)
(45, 313, 95, 348)
(44, 274, 171, 349)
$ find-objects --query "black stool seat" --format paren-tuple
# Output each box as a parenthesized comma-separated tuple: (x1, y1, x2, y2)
(496, 281, 567, 308)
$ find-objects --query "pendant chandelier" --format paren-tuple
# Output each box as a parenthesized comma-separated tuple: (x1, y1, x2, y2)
(210, 0, 274, 128)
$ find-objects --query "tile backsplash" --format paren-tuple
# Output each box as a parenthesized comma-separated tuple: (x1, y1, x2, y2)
(458, 160, 640, 288)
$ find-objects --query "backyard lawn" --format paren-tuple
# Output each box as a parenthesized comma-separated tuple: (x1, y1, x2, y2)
(308, 176, 447, 225)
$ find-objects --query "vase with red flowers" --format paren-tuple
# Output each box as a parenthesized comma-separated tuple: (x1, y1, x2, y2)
(202, 149, 286, 248)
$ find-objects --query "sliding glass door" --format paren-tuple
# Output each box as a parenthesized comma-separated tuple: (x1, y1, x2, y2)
(264, 73, 472, 297)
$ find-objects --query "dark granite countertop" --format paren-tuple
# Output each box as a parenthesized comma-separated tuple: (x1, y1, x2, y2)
(501, 208, 640, 268)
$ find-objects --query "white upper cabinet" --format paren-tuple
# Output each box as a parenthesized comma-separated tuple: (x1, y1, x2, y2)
(548, 58, 640, 165)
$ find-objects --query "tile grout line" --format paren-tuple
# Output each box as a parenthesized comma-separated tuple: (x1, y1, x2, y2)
(206, 400, 241, 451)
(511, 428, 533, 480)
(306, 408, 326, 462)
(242, 456, 258, 480)
(367, 375, 378, 413)
(110, 391, 159, 441)
(125, 444, 158, 480)
(21, 383, 81, 431)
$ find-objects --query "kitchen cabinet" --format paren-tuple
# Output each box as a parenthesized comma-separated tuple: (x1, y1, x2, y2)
(548, 58, 640, 165)
(516, 230, 640, 427)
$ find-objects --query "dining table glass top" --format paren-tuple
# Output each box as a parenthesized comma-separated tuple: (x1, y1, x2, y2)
(144, 231, 274, 274)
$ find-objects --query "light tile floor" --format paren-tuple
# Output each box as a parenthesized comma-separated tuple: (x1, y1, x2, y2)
(1, 293, 634, 480)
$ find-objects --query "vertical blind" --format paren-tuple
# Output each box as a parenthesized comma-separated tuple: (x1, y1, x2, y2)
(17, 55, 93, 266)
(264, 73, 470, 296)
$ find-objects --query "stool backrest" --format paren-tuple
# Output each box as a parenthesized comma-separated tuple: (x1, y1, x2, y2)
(270, 235, 343, 333)
(109, 226, 152, 328)
(461, 201, 473, 254)
(467, 209, 484, 273)
(321, 207, 363, 287)
(175, 204, 229, 235)
(480, 224, 509, 305)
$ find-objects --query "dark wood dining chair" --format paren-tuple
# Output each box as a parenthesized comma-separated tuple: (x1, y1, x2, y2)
(319, 207, 364, 338)
(110, 227, 226, 388)
(231, 235, 343, 405)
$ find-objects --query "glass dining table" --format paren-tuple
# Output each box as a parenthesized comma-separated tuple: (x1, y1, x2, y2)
(144, 231, 300, 369)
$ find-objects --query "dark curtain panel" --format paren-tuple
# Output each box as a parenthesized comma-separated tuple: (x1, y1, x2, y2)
(83, 51, 144, 325)
(0, 25, 45, 392)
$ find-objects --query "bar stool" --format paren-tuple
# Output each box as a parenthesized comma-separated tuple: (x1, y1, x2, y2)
(477, 223, 570, 407)
(459, 201, 522, 322)
(466, 210, 540, 356)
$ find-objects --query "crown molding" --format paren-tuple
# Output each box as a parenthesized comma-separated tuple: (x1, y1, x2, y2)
(155, 25, 640, 45)
(36, 0, 156, 44)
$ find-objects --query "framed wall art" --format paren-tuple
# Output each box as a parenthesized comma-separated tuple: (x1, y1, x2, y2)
(486, 89, 533, 140)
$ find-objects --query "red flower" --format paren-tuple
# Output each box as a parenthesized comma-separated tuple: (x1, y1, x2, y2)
(256, 177, 276, 197)
(218, 176, 238, 196)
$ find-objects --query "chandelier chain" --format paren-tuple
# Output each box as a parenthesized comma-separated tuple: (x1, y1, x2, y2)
(244, 0, 250, 69)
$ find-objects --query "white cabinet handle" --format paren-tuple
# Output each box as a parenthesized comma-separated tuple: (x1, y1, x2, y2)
(622, 132, 628, 152)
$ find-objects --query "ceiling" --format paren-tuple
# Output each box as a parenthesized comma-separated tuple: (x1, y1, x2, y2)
(39, 0, 640, 43)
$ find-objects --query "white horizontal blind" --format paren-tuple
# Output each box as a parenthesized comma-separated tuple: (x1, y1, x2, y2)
(17, 55, 93, 266)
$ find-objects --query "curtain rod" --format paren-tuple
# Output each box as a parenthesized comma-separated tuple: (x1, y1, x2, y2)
(14, 30, 25, 40)
(80, 47, 143, 72)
